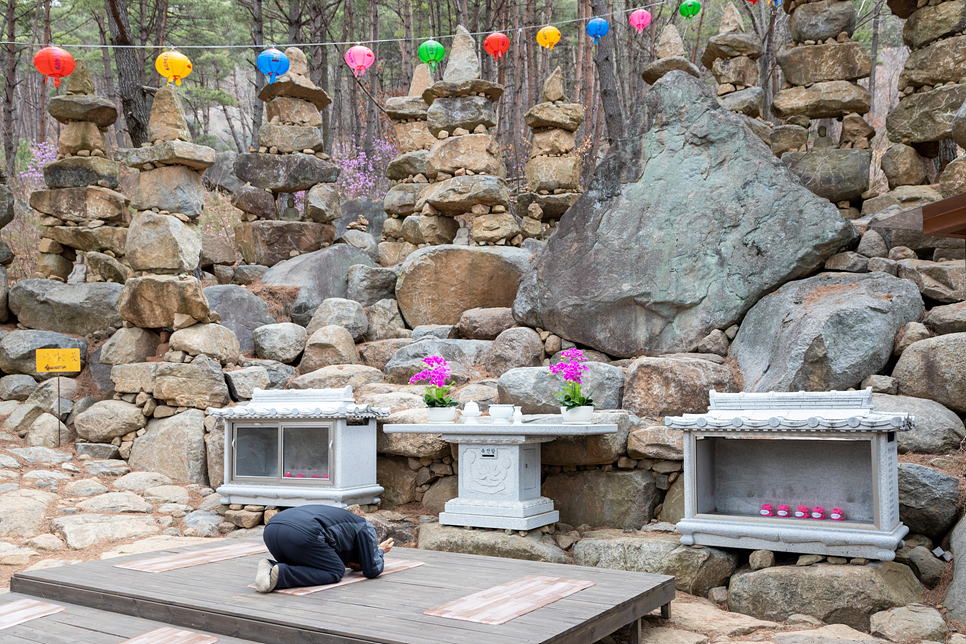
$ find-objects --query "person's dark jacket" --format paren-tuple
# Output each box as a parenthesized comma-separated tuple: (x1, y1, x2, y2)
(268, 505, 385, 578)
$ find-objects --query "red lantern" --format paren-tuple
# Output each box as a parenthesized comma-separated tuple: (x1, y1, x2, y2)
(34, 46, 75, 88)
(484, 32, 510, 60)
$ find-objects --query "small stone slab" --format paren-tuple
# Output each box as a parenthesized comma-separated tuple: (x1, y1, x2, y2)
(75, 443, 121, 460)
(424, 574, 595, 624)
(115, 141, 216, 171)
(423, 79, 505, 104)
(643, 57, 702, 85)
(47, 95, 118, 127)
(386, 96, 429, 120)
(524, 102, 585, 131)
(83, 459, 132, 476)
(517, 192, 580, 220)
(7, 447, 71, 464)
(42, 157, 120, 190)
(669, 600, 779, 636)
(233, 153, 340, 193)
(258, 74, 332, 110)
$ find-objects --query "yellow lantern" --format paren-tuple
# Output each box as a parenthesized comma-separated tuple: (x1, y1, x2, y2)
(155, 50, 192, 85)
(536, 25, 561, 50)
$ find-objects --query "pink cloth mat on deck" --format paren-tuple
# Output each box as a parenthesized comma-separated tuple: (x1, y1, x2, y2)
(119, 626, 220, 643)
(0, 598, 66, 631)
(114, 542, 269, 573)
(248, 559, 426, 595)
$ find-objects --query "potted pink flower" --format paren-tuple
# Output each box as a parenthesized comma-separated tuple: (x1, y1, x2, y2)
(549, 348, 595, 424)
(409, 356, 458, 423)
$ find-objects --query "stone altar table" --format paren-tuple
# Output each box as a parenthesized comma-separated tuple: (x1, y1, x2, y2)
(384, 419, 618, 530)
(665, 388, 913, 560)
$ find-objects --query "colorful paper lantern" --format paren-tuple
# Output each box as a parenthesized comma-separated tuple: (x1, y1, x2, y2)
(33, 46, 75, 88)
(155, 50, 192, 85)
(484, 32, 510, 60)
(680, 0, 701, 20)
(536, 25, 561, 50)
(418, 39, 446, 71)
(344, 45, 375, 77)
(257, 47, 290, 84)
(586, 17, 610, 44)
(629, 9, 652, 34)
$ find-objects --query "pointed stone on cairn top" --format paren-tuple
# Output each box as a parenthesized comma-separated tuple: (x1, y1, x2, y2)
(147, 85, 192, 143)
(409, 63, 433, 97)
(656, 25, 687, 59)
(719, 3, 745, 34)
(65, 60, 95, 96)
(542, 67, 566, 103)
(442, 25, 481, 84)
(284, 47, 309, 77)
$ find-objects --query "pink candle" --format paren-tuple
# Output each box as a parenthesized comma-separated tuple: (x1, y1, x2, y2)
(830, 508, 845, 521)
(760, 503, 774, 517)
(811, 506, 826, 520)
(794, 505, 809, 518)
(777, 504, 790, 517)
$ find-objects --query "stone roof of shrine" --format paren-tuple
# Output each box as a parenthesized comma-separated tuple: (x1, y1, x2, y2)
(208, 386, 389, 420)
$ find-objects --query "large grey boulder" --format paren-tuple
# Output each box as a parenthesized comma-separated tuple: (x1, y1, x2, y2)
(128, 409, 208, 485)
(347, 265, 396, 307)
(497, 364, 625, 413)
(203, 150, 244, 192)
(782, 149, 872, 203)
(383, 338, 490, 385)
(73, 400, 146, 443)
(258, 245, 375, 325)
(252, 323, 306, 363)
(512, 71, 855, 357)
(727, 563, 924, 630)
(202, 285, 276, 353)
(483, 327, 543, 377)
(542, 410, 639, 466)
(871, 394, 965, 454)
(893, 333, 966, 413)
(574, 530, 737, 596)
(0, 331, 87, 378)
(623, 355, 738, 417)
(305, 297, 368, 341)
(9, 279, 122, 336)
(897, 463, 960, 538)
(954, 97, 966, 150)
(417, 523, 568, 564)
(543, 470, 659, 529)
(732, 273, 924, 392)
(945, 515, 966, 621)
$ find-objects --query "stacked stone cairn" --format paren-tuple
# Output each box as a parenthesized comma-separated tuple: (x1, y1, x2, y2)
(30, 61, 131, 282)
(702, 4, 765, 119)
(0, 171, 14, 311)
(516, 67, 585, 238)
(380, 63, 438, 263)
(391, 26, 512, 251)
(114, 84, 219, 334)
(770, 0, 875, 217)
(231, 47, 342, 268)
(643, 25, 702, 86)
(883, 0, 966, 206)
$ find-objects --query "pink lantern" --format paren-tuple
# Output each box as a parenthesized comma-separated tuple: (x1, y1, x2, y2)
(629, 9, 652, 34)
(344, 45, 374, 77)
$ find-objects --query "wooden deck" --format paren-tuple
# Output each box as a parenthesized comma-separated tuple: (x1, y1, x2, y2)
(11, 540, 674, 644)
(0, 593, 257, 643)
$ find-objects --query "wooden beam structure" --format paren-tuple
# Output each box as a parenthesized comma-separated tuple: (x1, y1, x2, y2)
(873, 190, 966, 240)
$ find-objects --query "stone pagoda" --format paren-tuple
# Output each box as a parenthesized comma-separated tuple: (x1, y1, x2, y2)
(701, 4, 765, 119)
(405, 26, 512, 249)
(31, 61, 130, 282)
(771, 0, 875, 216)
(516, 67, 585, 239)
(883, 0, 966, 206)
(114, 84, 217, 331)
(232, 47, 342, 268)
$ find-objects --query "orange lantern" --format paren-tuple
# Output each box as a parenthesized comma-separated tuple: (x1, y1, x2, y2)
(33, 46, 75, 88)
(155, 50, 193, 85)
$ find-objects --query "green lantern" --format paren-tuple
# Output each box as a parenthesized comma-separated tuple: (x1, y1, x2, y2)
(418, 39, 446, 71)
(679, 0, 701, 19)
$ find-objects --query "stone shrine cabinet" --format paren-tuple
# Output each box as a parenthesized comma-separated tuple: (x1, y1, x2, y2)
(384, 419, 617, 530)
(209, 387, 388, 508)
(665, 389, 913, 561)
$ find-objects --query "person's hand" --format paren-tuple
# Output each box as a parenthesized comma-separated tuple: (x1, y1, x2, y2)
(379, 538, 394, 554)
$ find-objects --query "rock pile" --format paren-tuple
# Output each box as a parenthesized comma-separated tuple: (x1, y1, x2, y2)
(231, 47, 343, 267)
(114, 84, 217, 332)
(0, 171, 15, 296)
(30, 62, 129, 282)
(701, 4, 765, 119)
(394, 26, 512, 251)
(515, 67, 585, 237)
(771, 0, 874, 213)
(644, 25, 702, 86)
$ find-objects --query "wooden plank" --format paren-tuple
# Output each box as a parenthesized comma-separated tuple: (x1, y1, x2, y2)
(424, 575, 596, 625)
(114, 542, 268, 573)
(247, 559, 426, 595)
(120, 626, 219, 644)
(0, 599, 65, 631)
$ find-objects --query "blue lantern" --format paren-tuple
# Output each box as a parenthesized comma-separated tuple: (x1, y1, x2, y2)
(586, 17, 610, 44)
(257, 47, 290, 84)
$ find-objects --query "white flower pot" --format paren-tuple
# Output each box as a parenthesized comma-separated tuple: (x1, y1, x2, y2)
(427, 407, 456, 423)
(560, 405, 595, 424)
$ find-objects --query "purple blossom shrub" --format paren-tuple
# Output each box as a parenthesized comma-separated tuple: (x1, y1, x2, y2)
(333, 139, 397, 200)
(409, 356, 457, 408)
(16, 141, 57, 194)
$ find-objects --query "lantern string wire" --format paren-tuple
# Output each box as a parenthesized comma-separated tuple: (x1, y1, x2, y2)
(2, 0, 682, 49)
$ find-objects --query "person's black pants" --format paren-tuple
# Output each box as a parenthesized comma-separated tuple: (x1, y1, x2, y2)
(263, 522, 346, 589)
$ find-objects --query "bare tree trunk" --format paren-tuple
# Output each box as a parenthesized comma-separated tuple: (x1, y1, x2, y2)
(591, 0, 624, 142)
(105, 0, 151, 146)
(243, 0, 265, 147)
(3, 0, 19, 176)
(93, 13, 125, 147)
(37, 0, 51, 144)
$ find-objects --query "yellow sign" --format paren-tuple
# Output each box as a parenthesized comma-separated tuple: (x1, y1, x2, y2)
(36, 348, 81, 373)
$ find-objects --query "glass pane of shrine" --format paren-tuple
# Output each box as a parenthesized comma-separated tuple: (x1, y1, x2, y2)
(235, 426, 279, 478)
(282, 425, 330, 482)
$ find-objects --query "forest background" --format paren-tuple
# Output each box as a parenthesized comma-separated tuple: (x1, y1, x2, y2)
(0, 0, 909, 278)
